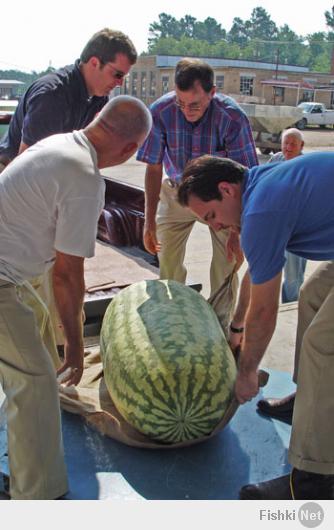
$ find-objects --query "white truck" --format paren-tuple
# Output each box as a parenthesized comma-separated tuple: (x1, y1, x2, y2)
(295, 102, 334, 129)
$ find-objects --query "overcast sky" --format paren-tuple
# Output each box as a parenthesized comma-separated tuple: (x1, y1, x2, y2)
(1, 0, 333, 72)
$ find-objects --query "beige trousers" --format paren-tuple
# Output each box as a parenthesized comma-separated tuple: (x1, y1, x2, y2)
(0, 280, 68, 499)
(289, 261, 334, 474)
(31, 268, 65, 346)
(156, 178, 238, 321)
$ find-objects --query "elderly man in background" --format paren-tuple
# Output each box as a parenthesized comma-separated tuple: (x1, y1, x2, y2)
(256, 128, 307, 422)
(269, 128, 307, 304)
(0, 96, 152, 499)
(0, 27, 137, 348)
(137, 58, 258, 327)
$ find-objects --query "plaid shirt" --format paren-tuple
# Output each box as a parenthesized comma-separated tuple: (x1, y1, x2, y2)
(137, 92, 258, 183)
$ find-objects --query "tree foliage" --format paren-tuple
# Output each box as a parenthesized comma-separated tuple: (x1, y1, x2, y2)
(146, 7, 334, 73)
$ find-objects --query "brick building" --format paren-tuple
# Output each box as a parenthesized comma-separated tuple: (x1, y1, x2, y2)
(119, 55, 334, 108)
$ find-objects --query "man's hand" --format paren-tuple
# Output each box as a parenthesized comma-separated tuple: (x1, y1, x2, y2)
(57, 343, 84, 387)
(143, 221, 161, 255)
(234, 369, 259, 404)
(226, 229, 244, 271)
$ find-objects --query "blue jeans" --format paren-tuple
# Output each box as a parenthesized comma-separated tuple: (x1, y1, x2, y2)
(282, 251, 307, 303)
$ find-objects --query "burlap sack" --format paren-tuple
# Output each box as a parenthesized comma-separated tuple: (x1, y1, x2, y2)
(59, 271, 268, 449)
(59, 345, 268, 449)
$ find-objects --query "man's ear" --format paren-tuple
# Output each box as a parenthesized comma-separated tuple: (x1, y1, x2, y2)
(87, 56, 100, 69)
(210, 86, 216, 97)
(217, 181, 236, 198)
(121, 142, 137, 156)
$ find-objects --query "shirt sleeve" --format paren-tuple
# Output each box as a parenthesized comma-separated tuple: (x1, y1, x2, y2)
(224, 111, 259, 168)
(241, 212, 290, 284)
(136, 110, 166, 164)
(54, 197, 103, 258)
(21, 89, 68, 146)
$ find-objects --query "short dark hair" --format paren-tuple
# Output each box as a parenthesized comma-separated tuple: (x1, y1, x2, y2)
(80, 28, 137, 65)
(175, 58, 214, 93)
(178, 155, 246, 206)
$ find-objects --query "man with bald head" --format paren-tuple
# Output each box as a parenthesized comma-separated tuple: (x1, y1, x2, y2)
(0, 95, 152, 500)
(268, 128, 306, 305)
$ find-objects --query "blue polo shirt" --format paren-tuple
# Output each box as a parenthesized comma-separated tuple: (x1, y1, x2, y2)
(0, 60, 107, 161)
(241, 152, 334, 284)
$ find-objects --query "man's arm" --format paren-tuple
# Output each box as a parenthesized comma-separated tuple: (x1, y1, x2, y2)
(52, 250, 85, 386)
(224, 110, 258, 168)
(235, 272, 282, 403)
(229, 269, 250, 352)
(144, 163, 163, 254)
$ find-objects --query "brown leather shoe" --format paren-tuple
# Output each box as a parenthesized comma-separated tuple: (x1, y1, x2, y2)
(257, 392, 295, 423)
(240, 468, 334, 500)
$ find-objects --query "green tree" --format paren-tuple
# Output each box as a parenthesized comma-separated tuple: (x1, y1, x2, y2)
(325, 5, 334, 29)
(306, 32, 331, 71)
(193, 17, 226, 44)
(249, 7, 278, 41)
(179, 15, 197, 38)
(148, 12, 182, 47)
(145, 8, 334, 73)
(227, 17, 250, 46)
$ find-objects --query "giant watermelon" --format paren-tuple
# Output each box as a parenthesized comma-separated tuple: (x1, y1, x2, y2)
(100, 279, 237, 444)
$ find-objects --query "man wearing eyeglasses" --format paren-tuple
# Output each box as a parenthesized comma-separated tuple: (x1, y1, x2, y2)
(0, 28, 136, 349)
(137, 58, 258, 325)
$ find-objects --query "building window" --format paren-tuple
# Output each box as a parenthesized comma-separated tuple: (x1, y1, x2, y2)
(215, 75, 224, 92)
(240, 76, 254, 96)
(131, 72, 138, 96)
(149, 72, 156, 97)
(162, 75, 169, 95)
(300, 90, 314, 102)
(123, 76, 129, 95)
(274, 86, 285, 99)
(141, 72, 147, 98)
(330, 90, 334, 109)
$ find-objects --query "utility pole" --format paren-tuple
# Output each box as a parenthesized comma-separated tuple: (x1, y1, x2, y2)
(273, 47, 280, 105)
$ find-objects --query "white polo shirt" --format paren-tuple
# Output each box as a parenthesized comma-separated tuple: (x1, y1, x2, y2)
(0, 130, 105, 284)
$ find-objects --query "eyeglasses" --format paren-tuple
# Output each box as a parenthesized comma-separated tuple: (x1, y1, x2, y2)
(101, 61, 127, 80)
(176, 99, 202, 112)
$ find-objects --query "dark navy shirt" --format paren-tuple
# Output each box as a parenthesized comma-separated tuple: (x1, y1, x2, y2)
(0, 60, 107, 161)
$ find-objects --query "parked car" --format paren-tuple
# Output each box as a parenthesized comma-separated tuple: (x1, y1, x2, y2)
(295, 102, 334, 129)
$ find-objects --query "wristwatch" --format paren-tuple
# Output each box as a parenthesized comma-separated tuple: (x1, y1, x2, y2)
(230, 323, 244, 333)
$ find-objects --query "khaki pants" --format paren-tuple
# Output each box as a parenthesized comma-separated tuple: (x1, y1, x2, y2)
(0, 280, 68, 499)
(289, 261, 334, 474)
(156, 178, 238, 321)
(31, 268, 65, 346)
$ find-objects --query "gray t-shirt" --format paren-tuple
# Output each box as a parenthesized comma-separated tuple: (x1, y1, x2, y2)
(0, 130, 105, 283)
